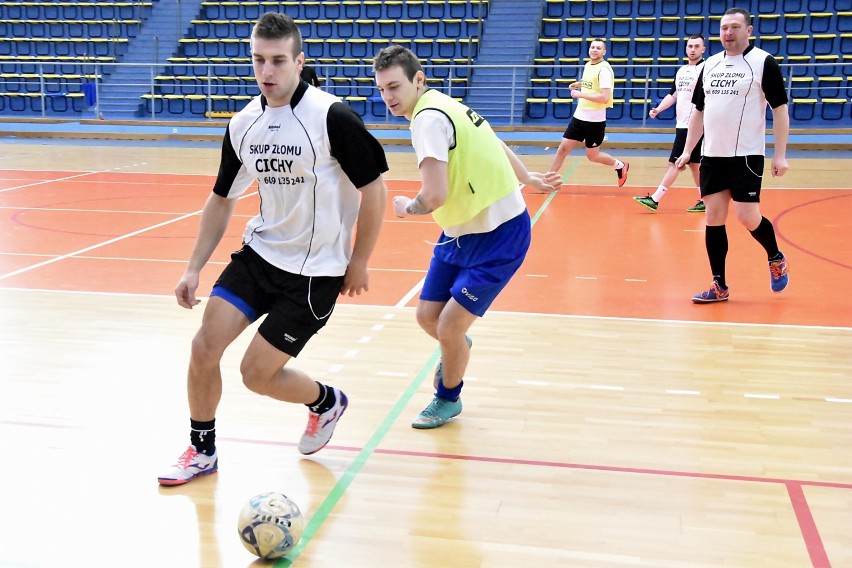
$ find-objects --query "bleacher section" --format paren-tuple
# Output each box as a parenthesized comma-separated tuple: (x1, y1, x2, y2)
(533, 0, 852, 125)
(0, 0, 850, 125)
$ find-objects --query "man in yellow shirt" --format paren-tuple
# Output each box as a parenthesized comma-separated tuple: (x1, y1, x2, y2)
(547, 38, 629, 188)
(373, 45, 559, 428)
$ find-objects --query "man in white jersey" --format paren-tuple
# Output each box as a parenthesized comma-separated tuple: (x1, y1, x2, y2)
(634, 34, 706, 213)
(675, 8, 790, 303)
(546, 39, 630, 189)
(373, 46, 559, 428)
(158, 13, 388, 485)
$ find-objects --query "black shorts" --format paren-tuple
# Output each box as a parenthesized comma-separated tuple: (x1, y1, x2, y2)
(699, 156, 764, 203)
(669, 128, 703, 164)
(210, 246, 344, 356)
(563, 117, 607, 148)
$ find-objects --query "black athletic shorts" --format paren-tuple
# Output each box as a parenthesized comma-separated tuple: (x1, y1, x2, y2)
(210, 245, 344, 356)
(563, 117, 607, 148)
(699, 156, 764, 203)
(669, 128, 703, 164)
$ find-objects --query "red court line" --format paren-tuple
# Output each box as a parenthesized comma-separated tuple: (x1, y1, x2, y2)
(207, 434, 852, 491)
(787, 482, 832, 568)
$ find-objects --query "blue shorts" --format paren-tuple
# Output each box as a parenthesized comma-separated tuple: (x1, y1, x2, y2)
(420, 210, 531, 317)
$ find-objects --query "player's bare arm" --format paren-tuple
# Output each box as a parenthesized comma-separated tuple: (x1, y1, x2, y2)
(770, 104, 790, 177)
(393, 157, 448, 218)
(175, 193, 238, 309)
(342, 176, 387, 297)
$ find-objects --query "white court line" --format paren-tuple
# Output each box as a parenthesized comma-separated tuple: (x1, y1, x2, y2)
(744, 393, 781, 400)
(590, 385, 625, 391)
(0, 191, 257, 282)
(825, 398, 852, 404)
(666, 389, 701, 396)
(0, 163, 147, 194)
(396, 276, 425, 308)
(0, 286, 849, 333)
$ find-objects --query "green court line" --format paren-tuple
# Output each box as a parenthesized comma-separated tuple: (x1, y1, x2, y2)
(277, 158, 573, 565)
(277, 350, 440, 566)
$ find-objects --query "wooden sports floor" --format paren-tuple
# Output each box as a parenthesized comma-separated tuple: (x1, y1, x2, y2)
(0, 142, 850, 568)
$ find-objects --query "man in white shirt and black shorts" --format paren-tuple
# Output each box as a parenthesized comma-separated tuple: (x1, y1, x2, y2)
(676, 7, 790, 303)
(158, 12, 388, 485)
(634, 34, 706, 213)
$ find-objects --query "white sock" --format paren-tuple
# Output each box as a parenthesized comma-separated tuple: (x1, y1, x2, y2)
(613, 159, 624, 169)
(651, 185, 668, 202)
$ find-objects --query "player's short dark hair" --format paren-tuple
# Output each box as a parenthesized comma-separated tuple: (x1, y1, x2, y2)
(590, 38, 607, 47)
(724, 8, 752, 25)
(253, 12, 302, 57)
(688, 33, 706, 44)
(373, 45, 422, 80)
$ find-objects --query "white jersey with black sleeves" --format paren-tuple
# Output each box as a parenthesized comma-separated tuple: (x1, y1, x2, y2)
(692, 45, 788, 157)
(212, 82, 388, 277)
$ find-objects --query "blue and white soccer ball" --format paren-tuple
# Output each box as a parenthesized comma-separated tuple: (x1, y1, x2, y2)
(237, 492, 304, 559)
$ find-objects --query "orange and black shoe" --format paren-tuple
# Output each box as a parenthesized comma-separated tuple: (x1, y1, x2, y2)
(616, 162, 630, 187)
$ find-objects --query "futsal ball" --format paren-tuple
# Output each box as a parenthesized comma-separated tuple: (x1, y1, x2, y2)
(237, 492, 304, 559)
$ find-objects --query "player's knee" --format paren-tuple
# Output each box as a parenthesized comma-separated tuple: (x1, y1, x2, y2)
(240, 360, 272, 394)
(190, 329, 225, 364)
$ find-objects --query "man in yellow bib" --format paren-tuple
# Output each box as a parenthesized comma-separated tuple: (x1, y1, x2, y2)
(373, 45, 560, 428)
(547, 38, 629, 188)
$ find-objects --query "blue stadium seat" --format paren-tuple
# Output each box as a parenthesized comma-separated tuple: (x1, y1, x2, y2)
(807, 0, 828, 10)
(759, 36, 783, 56)
(812, 34, 836, 55)
(757, 14, 780, 35)
(839, 13, 852, 33)
(659, 38, 680, 58)
(405, 0, 424, 18)
(784, 35, 808, 55)
(613, 0, 633, 18)
(684, 0, 704, 15)
(356, 19, 375, 37)
(810, 13, 833, 33)
(565, 18, 584, 37)
(791, 98, 816, 120)
(790, 77, 813, 98)
(590, 0, 610, 16)
(542, 18, 561, 37)
(609, 38, 630, 58)
(817, 76, 843, 98)
(363, 1, 383, 19)
(567, 0, 587, 17)
(633, 39, 655, 58)
(684, 16, 705, 35)
(552, 98, 574, 119)
(784, 14, 806, 34)
(782, 0, 803, 12)
(820, 98, 847, 121)
(588, 18, 608, 37)
(384, 1, 403, 19)
(814, 55, 839, 77)
(757, 0, 780, 12)
(544, 0, 564, 18)
(562, 38, 583, 58)
(526, 98, 548, 120)
(539, 38, 558, 58)
(842, 33, 852, 53)
(426, 1, 446, 18)
(640, 0, 662, 16)
(530, 78, 551, 98)
(656, 58, 679, 79)
(413, 39, 434, 59)
(660, 17, 682, 36)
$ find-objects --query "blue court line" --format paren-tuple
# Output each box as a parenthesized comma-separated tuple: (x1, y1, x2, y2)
(276, 161, 570, 565)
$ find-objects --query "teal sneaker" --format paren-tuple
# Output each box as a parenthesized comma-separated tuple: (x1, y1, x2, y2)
(687, 200, 706, 213)
(412, 396, 463, 429)
(433, 335, 473, 390)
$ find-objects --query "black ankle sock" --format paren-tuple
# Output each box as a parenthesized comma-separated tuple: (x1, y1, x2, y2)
(749, 217, 780, 260)
(705, 225, 728, 289)
(307, 382, 336, 414)
(190, 418, 216, 456)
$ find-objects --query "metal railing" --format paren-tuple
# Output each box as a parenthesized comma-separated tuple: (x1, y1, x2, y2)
(0, 61, 846, 125)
